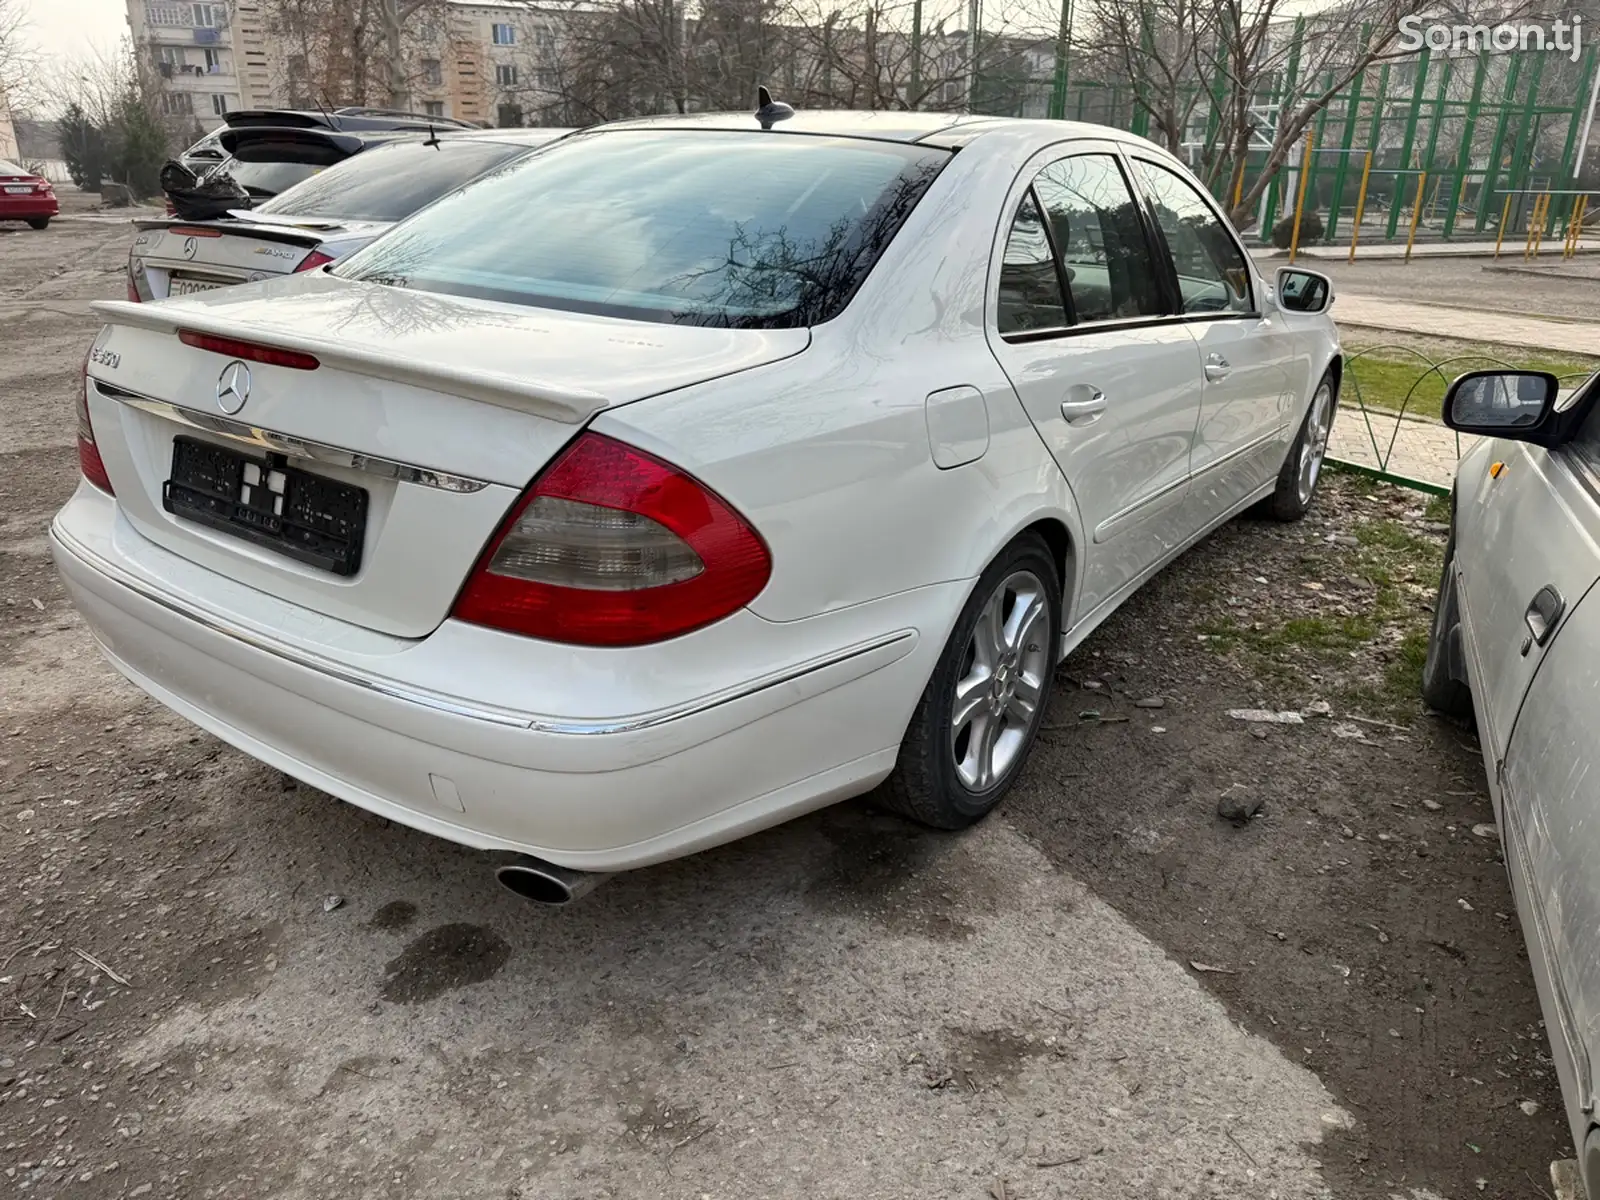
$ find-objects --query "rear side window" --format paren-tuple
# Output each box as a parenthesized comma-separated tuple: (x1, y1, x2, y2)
(334, 130, 950, 328)
(997, 192, 1067, 335)
(1031, 154, 1163, 323)
(1131, 158, 1253, 314)
(258, 140, 534, 222)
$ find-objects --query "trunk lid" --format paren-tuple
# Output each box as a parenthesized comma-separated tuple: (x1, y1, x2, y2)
(84, 275, 808, 637)
(130, 219, 388, 299)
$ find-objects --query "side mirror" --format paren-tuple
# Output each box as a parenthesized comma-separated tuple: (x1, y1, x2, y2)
(1274, 267, 1333, 314)
(1442, 370, 1560, 436)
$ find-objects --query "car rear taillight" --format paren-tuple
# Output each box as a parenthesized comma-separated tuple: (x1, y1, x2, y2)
(452, 432, 771, 647)
(294, 250, 335, 273)
(77, 352, 114, 494)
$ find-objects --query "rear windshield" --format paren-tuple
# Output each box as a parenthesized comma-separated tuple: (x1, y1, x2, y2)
(333, 130, 950, 328)
(0, 160, 25, 175)
(258, 139, 535, 223)
(212, 157, 323, 198)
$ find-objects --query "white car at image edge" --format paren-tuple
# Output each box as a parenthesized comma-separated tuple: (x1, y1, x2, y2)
(50, 108, 1340, 904)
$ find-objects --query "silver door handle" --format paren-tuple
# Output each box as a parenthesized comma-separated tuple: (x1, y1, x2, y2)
(1061, 387, 1106, 424)
(1204, 353, 1231, 382)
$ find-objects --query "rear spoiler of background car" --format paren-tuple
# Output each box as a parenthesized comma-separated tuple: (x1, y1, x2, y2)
(130, 217, 332, 249)
(89, 299, 611, 426)
(220, 127, 363, 165)
(222, 110, 333, 130)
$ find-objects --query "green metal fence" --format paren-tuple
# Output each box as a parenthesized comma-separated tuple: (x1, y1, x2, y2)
(1329, 347, 1598, 494)
(1010, 39, 1599, 248)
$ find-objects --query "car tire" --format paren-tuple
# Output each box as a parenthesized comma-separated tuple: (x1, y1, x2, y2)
(879, 533, 1060, 830)
(1422, 529, 1474, 717)
(1263, 368, 1338, 522)
(26, 217, 49, 230)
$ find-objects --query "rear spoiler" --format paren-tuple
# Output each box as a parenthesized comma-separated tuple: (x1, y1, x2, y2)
(130, 217, 330, 249)
(89, 298, 608, 426)
(220, 126, 363, 164)
(222, 110, 332, 130)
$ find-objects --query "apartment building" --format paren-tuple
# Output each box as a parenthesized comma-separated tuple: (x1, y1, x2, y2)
(125, 0, 277, 132)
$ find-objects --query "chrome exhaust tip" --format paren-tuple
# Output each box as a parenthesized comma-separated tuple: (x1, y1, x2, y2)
(494, 856, 608, 907)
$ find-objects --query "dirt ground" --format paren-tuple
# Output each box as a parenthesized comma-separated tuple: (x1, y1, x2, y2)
(0, 194, 1572, 1199)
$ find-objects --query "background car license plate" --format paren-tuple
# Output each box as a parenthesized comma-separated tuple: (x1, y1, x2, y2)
(163, 436, 368, 575)
(3, 185, 30, 194)
(169, 276, 227, 296)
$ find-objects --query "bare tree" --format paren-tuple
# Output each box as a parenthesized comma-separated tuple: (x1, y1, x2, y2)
(1086, 0, 1551, 226)
(0, 0, 36, 110)
(260, 0, 448, 111)
(1081, 0, 1219, 154)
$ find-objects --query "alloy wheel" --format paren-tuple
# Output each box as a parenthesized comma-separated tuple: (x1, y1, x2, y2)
(1297, 379, 1335, 506)
(950, 570, 1051, 791)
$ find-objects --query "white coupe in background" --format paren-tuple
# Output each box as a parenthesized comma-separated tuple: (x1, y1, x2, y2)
(52, 106, 1340, 904)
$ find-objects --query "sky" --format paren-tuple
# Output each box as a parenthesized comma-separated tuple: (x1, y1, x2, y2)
(19, 0, 129, 69)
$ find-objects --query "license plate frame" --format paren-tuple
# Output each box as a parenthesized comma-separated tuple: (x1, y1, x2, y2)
(163, 435, 368, 576)
(169, 276, 229, 296)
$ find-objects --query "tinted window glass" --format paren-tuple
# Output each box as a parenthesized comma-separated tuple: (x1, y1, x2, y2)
(258, 140, 532, 222)
(1132, 158, 1253, 314)
(211, 157, 322, 198)
(0, 160, 25, 175)
(997, 191, 1067, 335)
(1032, 154, 1163, 323)
(334, 130, 949, 328)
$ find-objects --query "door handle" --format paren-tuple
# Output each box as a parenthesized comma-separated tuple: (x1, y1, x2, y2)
(1520, 584, 1565, 656)
(1203, 353, 1232, 382)
(1061, 386, 1106, 425)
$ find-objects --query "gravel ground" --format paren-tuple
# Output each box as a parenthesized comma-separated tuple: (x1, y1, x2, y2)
(0, 193, 1569, 1200)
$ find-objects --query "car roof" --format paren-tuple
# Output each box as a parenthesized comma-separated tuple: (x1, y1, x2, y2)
(586, 109, 1136, 150)
(453, 127, 576, 145)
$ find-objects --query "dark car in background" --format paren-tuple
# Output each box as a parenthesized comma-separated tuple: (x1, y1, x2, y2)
(165, 107, 481, 211)
(131, 127, 572, 301)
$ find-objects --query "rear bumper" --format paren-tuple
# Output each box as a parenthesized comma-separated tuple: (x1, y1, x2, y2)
(0, 195, 57, 219)
(51, 484, 954, 870)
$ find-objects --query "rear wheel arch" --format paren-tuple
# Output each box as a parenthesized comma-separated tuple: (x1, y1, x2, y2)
(1020, 515, 1074, 638)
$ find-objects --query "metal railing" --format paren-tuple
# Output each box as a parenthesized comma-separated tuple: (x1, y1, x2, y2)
(1329, 346, 1597, 494)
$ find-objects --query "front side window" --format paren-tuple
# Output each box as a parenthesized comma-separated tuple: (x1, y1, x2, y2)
(335, 130, 950, 329)
(492, 22, 515, 44)
(1132, 158, 1253, 314)
(1031, 153, 1162, 323)
(997, 191, 1067, 336)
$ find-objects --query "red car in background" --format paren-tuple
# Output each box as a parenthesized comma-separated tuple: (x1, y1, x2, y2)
(0, 160, 58, 229)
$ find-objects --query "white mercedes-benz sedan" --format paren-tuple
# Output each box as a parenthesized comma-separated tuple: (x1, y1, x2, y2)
(52, 106, 1340, 903)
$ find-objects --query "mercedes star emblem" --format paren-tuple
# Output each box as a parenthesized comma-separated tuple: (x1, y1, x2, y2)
(182, 236, 198, 261)
(215, 360, 251, 415)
